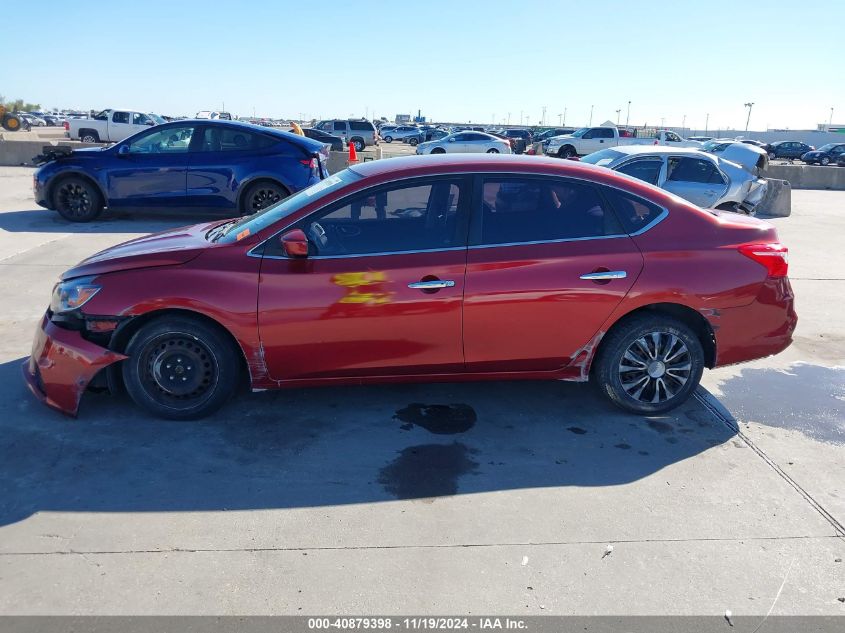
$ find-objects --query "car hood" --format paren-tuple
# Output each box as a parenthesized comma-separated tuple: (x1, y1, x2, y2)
(61, 221, 220, 280)
(718, 143, 767, 173)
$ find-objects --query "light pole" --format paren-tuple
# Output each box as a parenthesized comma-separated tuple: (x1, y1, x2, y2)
(507, 112, 511, 125)
(563, 107, 567, 126)
(615, 108, 621, 125)
(541, 105, 546, 125)
(520, 110, 523, 126)
(830, 107, 835, 129)
(660, 117, 665, 128)
(744, 102, 754, 132)
(626, 100, 631, 127)
(681, 114, 686, 130)
(558, 113, 562, 125)
(589, 105, 594, 126)
(705, 112, 709, 135)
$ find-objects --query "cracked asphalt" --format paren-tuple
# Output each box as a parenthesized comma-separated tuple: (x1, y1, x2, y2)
(0, 167, 842, 615)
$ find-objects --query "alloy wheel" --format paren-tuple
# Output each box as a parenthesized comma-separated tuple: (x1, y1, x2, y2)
(249, 187, 282, 212)
(57, 182, 94, 218)
(618, 331, 692, 404)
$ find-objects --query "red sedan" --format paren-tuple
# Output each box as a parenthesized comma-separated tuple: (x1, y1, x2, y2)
(24, 154, 796, 420)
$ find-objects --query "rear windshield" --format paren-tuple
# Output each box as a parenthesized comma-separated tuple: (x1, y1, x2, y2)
(214, 170, 361, 244)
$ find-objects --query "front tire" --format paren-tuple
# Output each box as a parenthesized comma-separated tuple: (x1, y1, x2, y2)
(383, 136, 393, 143)
(558, 145, 576, 159)
(593, 315, 704, 415)
(430, 147, 446, 154)
(53, 177, 103, 222)
(486, 148, 500, 153)
(122, 316, 240, 420)
(821, 157, 830, 166)
(409, 137, 419, 146)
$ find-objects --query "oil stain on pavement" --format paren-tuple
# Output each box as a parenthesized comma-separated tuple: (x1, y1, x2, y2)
(378, 443, 480, 499)
(394, 403, 476, 434)
(717, 363, 845, 444)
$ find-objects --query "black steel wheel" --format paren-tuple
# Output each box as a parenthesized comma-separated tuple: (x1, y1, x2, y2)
(593, 314, 704, 415)
(54, 177, 103, 222)
(241, 180, 289, 215)
(122, 316, 240, 420)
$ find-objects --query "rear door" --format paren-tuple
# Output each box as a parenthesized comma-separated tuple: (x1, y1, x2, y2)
(663, 156, 728, 208)
(463, 175, 643, 372)
(187, 124, 278, 211)
(332, 121, 348, 143)
(257, 176, 471, 380)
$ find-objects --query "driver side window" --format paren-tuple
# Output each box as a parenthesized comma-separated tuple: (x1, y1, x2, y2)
(128, 125, 196, 154)
(298, 179, 466, 257)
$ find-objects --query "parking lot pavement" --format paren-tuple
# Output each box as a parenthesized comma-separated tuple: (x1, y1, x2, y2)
(0, 166, 842, 615)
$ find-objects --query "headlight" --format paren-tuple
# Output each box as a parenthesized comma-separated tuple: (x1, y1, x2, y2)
(50, 276, 101, 314)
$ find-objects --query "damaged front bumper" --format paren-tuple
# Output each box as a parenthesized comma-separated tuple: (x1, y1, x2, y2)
(22, 313, 127, 416)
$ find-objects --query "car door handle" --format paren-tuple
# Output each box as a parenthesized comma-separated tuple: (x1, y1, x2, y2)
(408, 280, 455, 290)
(580, 271, 627, 281)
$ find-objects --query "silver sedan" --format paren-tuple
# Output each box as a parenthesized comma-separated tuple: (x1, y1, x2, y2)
(580, 146, 768, 214)
(416, 131, 512, 155)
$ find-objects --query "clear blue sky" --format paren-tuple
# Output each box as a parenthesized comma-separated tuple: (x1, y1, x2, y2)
(2, 0, 842, 131)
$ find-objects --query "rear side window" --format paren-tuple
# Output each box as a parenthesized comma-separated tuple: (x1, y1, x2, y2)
(200, 127, 276, 151)
(333, 121, 347, 132)
(473, 177, 622, 246)
(349, 121, 374, 131)
(602, 187, 665, 234)
(667, 157, 725, 184)
(112, 111, 130, 124)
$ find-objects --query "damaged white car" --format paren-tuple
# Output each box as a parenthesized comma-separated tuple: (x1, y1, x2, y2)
(580, 144, 770, 215)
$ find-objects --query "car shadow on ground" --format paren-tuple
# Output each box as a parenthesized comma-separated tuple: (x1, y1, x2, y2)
(0, 357, 736, 526)
(0, 208, 223, 234)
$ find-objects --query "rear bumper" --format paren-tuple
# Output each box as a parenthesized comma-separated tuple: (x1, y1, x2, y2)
(712, 277, 797, 367)
(23, 314, 127, 416)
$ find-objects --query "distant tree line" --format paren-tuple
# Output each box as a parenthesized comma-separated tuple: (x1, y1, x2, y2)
(0, 95, 42, 112)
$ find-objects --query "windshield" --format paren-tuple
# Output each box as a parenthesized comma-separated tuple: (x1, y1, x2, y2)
(148, 113, 166, 125)
(214, 170, 360, 244)
(571, 128, 589, 138)
(580, 148, 625, 166)
(817, 144, 836, 152)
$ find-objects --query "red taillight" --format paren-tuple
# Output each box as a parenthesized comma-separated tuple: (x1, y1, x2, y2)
(299, 158, 317, 169)
(738, 243, 789, 278)
(63, 121, 69, 130)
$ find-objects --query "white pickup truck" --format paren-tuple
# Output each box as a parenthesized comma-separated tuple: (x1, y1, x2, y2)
(66, 109, 165, 143)
(546, 126, 702, 158)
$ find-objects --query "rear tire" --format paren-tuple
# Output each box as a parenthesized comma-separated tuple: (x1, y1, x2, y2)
(241, 180, 289, 215)
(384, 136, 393, 143)
(80, 130, 100, 143)
(486, 148, 499, 153)
(409, 137, 419, 146)
(122, 316, 240, 420)
(351, 138, 365, 152)
(53, 176, 103, 222)
(593, 314, 704, 415)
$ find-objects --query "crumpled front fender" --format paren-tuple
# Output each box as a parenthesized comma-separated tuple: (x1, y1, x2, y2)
(23, 315, 127, 416)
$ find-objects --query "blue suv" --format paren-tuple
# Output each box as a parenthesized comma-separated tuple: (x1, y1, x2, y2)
(34, 120, 329, 222)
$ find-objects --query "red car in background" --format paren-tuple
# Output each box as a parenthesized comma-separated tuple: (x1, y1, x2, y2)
(24, 155, 796, 420)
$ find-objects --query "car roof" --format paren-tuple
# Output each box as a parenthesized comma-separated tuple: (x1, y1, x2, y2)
(160, 119, 326, 151)
(606, 146, 708, 157)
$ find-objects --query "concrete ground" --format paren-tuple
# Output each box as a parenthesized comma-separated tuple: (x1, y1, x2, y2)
(0, 167, 842, 616)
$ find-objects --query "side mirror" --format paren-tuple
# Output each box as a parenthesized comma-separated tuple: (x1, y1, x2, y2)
(145, 120, 155, 126)
(117, 145, 130, 157)
(280, 228, 309, 258)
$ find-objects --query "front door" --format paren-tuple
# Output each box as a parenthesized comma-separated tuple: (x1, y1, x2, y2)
(106, 124, 196, 209)
(463, 175, 644, 372)
(258, 176, 470, 380)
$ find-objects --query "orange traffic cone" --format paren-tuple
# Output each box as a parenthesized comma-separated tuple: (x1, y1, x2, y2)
(348, 140, 358, 164)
